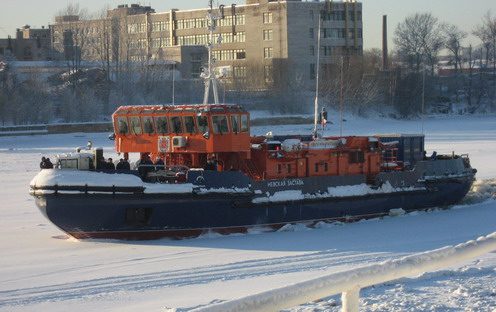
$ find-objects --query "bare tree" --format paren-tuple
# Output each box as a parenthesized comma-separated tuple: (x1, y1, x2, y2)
(394, 13, 444, 73)
(474, 11, 496, 108)
(443, 23, 467, 73)
(56, 4, 90, 72)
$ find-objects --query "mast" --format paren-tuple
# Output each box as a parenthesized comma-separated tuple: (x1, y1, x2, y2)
(202, 0, 221, 105)
(313, 12, 322, 139)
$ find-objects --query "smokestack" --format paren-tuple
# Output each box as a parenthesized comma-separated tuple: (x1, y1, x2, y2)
(382, 15, 389, 71)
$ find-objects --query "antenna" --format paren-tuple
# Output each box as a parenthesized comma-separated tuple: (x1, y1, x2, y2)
(172, 62, 175, 105)
(339, 56, 344, 137)
(421, 67, 425, 134)
(312, 12, 323, 139)
(201, 0, 223, 105)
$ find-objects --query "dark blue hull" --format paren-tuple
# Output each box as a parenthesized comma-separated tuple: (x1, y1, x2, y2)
(34, 175, 474, 240)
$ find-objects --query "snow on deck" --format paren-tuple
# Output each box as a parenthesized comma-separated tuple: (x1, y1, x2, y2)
(29, 169, 195, 194)
(253, 182, 424, 203)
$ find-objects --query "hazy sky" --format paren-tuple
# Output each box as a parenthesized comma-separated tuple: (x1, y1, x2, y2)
(1, 0, 495, 49)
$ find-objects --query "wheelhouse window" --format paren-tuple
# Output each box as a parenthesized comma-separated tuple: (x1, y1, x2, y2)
(142, 116, 155, 134)
(240, 114, 249, 132)
(155, 116, 169, 134)
(212, 115, 229, 134)
(349, 151, 365, 163)
(183, 116, 196, 133)
(197, 115, 209, 133)
(130, 117, 142, 135)
(171, 116, 183, 134)
(117, 117, 129, 134)
(231, 115, 240, 133)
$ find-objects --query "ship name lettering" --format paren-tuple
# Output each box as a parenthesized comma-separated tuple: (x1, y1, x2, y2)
(267, 179, 304, 188)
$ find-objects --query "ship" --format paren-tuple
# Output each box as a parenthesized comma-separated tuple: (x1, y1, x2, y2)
(29, 2, 476, 240)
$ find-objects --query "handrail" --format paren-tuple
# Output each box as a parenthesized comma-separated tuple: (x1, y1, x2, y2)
(192, 232, 496, 312)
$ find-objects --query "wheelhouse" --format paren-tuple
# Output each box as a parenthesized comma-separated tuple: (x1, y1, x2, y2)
(112, 104, 251, 169)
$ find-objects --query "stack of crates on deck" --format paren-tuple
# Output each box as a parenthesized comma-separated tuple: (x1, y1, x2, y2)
(376, 134, 425, 166)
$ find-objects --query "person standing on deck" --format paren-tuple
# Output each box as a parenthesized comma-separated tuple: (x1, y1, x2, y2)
(320, 107, 328, 131)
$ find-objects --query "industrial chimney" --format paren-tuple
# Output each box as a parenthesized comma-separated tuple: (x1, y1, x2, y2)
(382, 15, 389, 71)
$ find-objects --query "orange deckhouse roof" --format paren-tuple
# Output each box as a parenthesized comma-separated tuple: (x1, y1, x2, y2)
(114, 104, 247, 114)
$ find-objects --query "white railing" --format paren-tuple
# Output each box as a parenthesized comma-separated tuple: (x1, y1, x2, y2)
(192, 232, 496, 312)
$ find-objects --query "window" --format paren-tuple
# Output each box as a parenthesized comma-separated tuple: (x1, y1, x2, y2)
(212, 49, 246, 61)
(231, 115, 240, 133)
(264, 47, 273, 59)
(233, 66, 247, 78)
(309, 28, 314, 39)
(212, 115, 229, 134)
(349, 151, 365, 163)
(315, 163, 319, 173)
(197, 116, 209, 133)
(130, 117, 142, 135)
(263, 12, 273, 24)
(240, 115, 249, 132)
(277, 164, 282, 174)
(321, 45, 332, 56)
(287, 164, 291, 173)
(310, 45, 315, 56)
(117, 117, 129, 134)
(324, 162, 328, 172)
(171, 116, 183, 133)
(263, 29, 273, 41)
(155, 116, 169, 134)
(183, 116, 196, 133)
(142, 116, 155, 134)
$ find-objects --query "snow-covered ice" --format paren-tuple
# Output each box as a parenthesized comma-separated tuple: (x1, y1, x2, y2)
(0, 114, 495, 311)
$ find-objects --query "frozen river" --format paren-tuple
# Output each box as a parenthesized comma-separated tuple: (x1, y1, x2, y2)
(0, 114, 495, 311)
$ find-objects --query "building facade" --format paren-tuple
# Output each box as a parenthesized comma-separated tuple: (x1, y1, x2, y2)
(0, 25, 51, 61)
(50, 0, 363, 89)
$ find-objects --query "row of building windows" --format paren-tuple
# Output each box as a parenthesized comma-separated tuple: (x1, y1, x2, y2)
(128, 23, 147, 34)
(151, 37, 171, 48)
(310, 28, 363, 39)
(176, 18, 208, 30)
(129, 38, 147, 49)
(217, 15, 246, 27)
(212, 49, 246, 61)
(151, 21, 170, 32)
(177, 32, 245, 46)
(319, 10, 362, 21)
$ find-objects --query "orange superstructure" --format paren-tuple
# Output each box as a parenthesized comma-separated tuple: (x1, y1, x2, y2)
(112, 104, 382, 181)
(113, 104, 251, 170)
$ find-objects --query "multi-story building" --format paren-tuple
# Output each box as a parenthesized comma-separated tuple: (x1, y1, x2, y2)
(0, 25, 51, 61)
(50, 0, 363, 89)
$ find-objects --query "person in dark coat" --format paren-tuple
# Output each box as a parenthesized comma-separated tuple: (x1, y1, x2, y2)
(40, 157, 47, 169)
(107, 158, 115, 170)
(138, 154, 154, 178)
(122, 158, 131, 170)
(154, 158, 165, 171)
(116, 158, 125, 170)
(320, 107, 328, 130)
(44, 158, 54, 169)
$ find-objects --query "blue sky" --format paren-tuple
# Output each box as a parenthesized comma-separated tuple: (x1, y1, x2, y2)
(1, 0, 495, 49)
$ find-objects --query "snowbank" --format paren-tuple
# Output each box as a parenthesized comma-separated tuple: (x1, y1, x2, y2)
(193, 232, 496, 312)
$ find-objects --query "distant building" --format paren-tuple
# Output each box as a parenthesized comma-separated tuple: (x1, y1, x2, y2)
(50, 0, 363, 89)
(0, 25, 52, 61)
